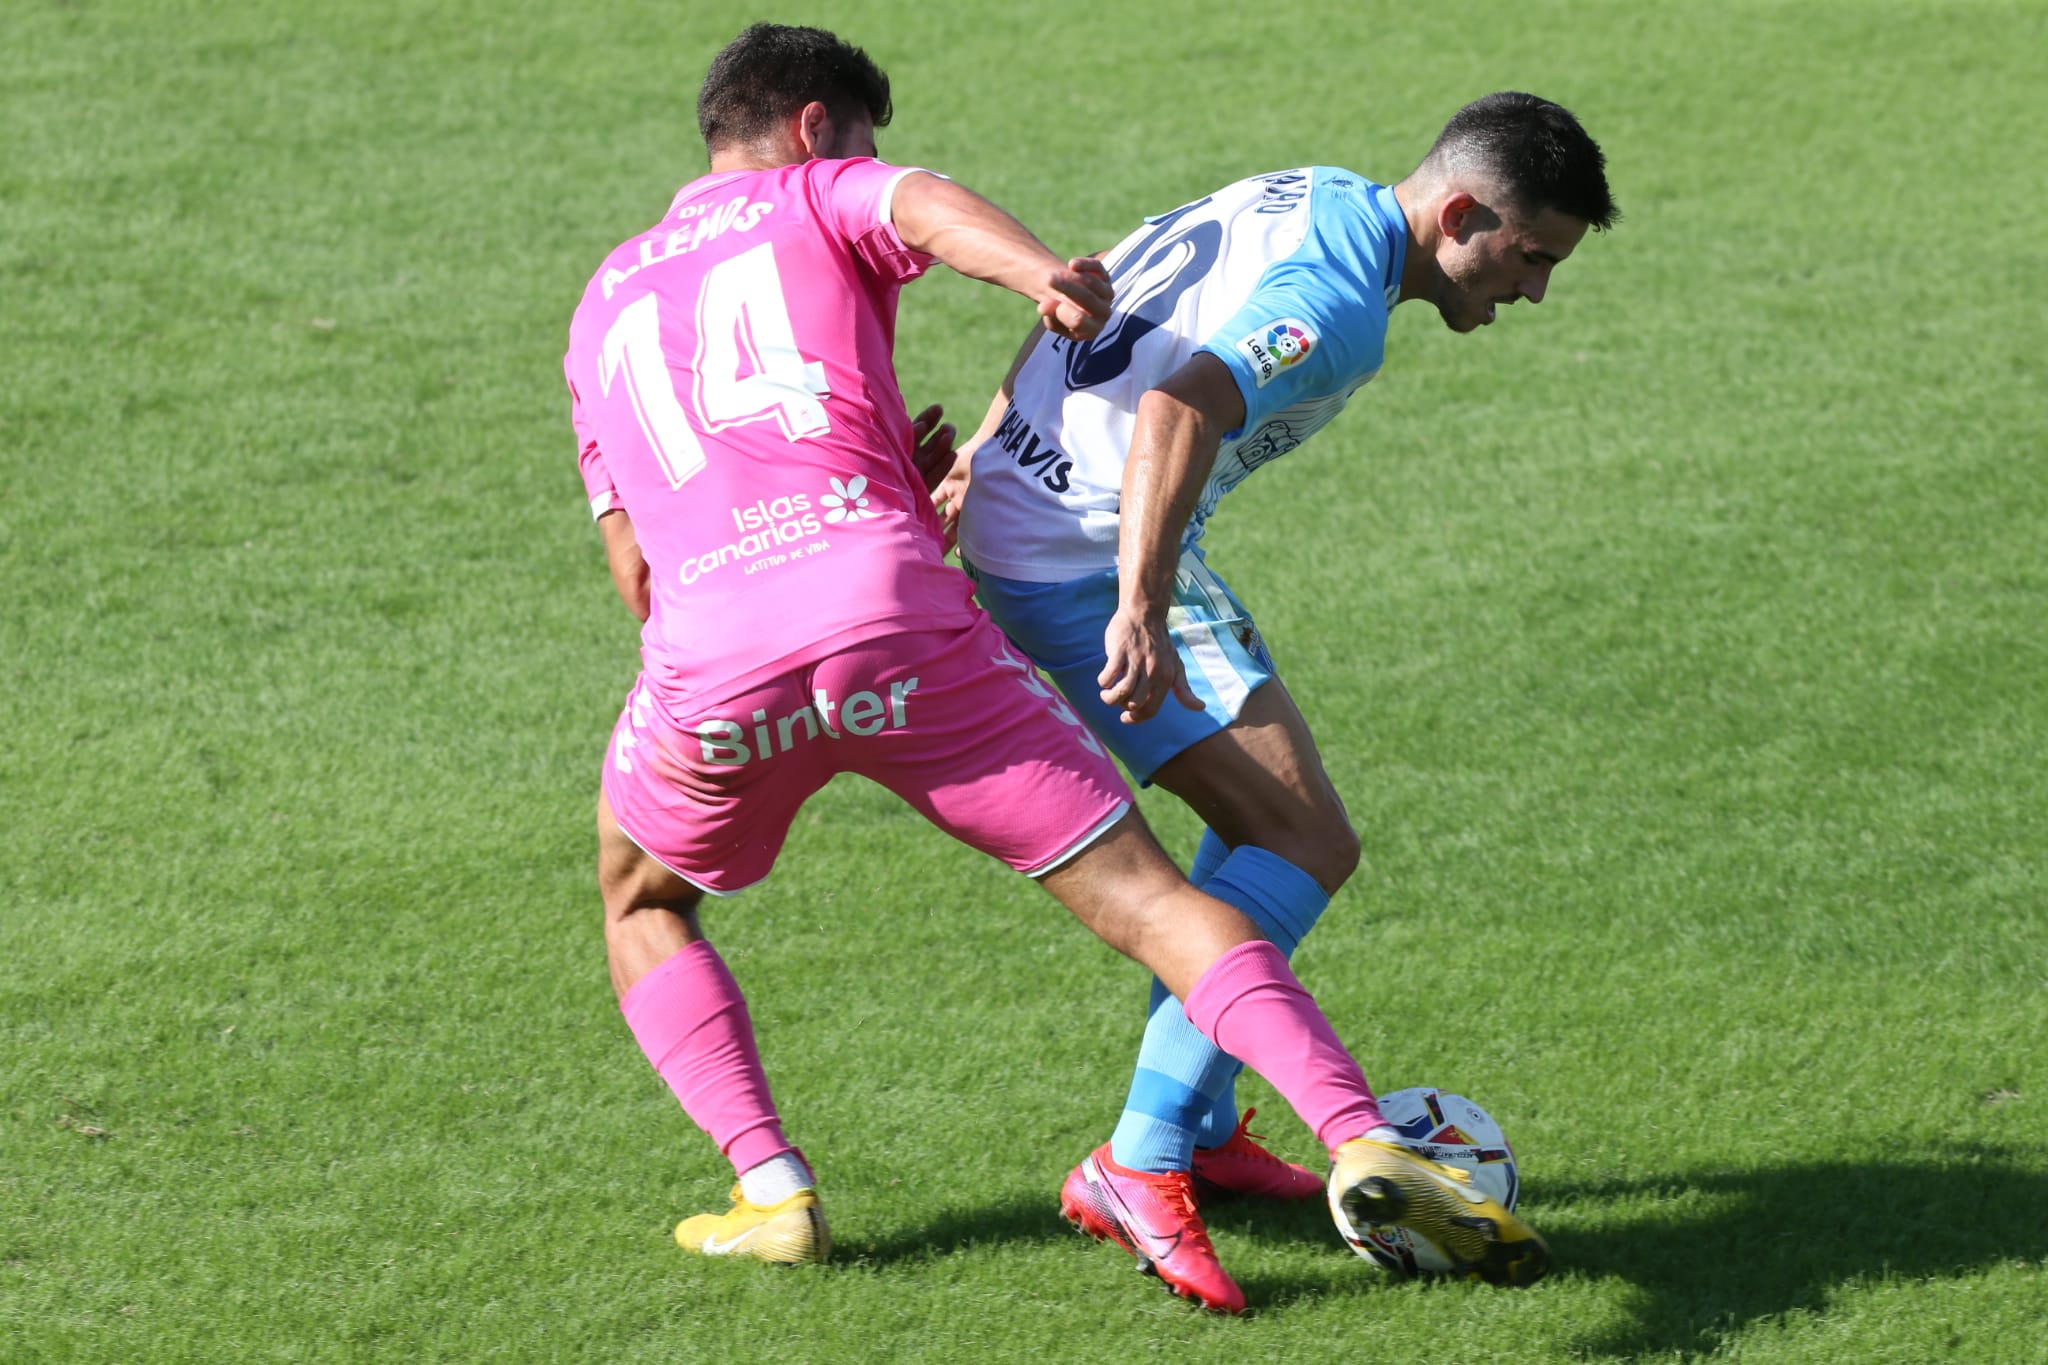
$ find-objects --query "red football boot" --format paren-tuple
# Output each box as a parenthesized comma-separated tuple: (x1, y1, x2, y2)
(1059, 1144, 1246, 1313)
(1191, 1107, 1324, 1203)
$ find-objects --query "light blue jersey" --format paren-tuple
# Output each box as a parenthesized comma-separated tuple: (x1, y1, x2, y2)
(958, 167, 1406, 582)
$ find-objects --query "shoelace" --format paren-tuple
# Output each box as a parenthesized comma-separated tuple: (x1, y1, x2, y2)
(1155, 1171, 1218, 1249)
(1149, 1168, 1202, 1219)
(1218, 1106, 1288, 1164)
(1124, 1164, 1213, 1247)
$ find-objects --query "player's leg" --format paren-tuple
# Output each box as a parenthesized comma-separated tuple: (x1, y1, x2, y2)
(1032, 810, 1264, 998)
(968, 556, 1341, 1190)
(1037, 822, 1551, 1289)
(598, 680, 831, 1264)
(853, 621, 1248, 1310)
(869, 618, 1550, 1299)
(599, 788, 707, 997)
(1150, 676, 1358, 896)
(1145, 679, 1357, 1185)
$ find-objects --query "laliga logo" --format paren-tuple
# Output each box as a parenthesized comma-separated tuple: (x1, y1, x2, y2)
(1265, 322, 1312, 366)
(1238, 316, 1317, 388)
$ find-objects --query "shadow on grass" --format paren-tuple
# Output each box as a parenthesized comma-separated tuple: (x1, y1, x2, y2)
(826, 1146, 2046, 1346)
(847, 1147, 2046, 1331)
(836, 1193, 1077, 1267)
(1528, 1146, 2048, 1357)
(1206, 1147, 2048, 1337)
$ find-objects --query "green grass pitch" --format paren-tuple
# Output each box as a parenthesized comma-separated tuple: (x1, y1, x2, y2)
(3, 1, 2044, 1360)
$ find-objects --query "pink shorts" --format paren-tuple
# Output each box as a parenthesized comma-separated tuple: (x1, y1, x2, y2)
(601, 616, 1132, 894)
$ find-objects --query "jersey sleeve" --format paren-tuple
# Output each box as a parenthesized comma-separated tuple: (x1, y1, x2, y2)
(1197, 281, 1387, 436)
(806, 157, 937, 285)
(565, 366, 618, 520)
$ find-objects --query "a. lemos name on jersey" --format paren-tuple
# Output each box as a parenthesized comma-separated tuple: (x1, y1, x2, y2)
(601, 195, 776, 299)
(1234, 317, 1317, 389)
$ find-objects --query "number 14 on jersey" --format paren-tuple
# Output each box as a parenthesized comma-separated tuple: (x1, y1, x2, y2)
(598, 242, 833, 490)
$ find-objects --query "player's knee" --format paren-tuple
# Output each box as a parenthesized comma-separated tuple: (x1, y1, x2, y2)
(1285, 816, 1359, 896)
(601, 880, 705, 958)
(1327, 821, 1362, 885)
(596, 807, 703, 927)
(596, 843, 650, 921)
(600, 856, 699, 923)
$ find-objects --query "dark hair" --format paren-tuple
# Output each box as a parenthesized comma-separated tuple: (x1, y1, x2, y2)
(696, 23, 893, 153)
(1422, 92, 1619, 231)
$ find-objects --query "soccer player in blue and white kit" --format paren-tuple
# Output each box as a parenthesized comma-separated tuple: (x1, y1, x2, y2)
(945, 93, 1618, 1309)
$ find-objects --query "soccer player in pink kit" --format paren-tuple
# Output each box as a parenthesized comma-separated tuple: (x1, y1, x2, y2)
(563, 23, 1549, 1310)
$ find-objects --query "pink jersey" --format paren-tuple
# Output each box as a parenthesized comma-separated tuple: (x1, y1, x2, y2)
(565, 157, 978, 709)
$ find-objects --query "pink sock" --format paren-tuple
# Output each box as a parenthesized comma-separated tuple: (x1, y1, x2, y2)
(1182, 940, 1384, 1156)
(620, 940, 793, 1174)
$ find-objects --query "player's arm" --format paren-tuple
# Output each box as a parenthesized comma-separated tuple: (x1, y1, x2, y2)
(964, 325, 1042, 456)
(568, 375, 649, 624)
(598, 508, 651, 625)
(929, 322, 1045, 547)
(939, 240, 1112, 538)
(1099, 352, 1248, 722)
(890, 174, 1111, 342)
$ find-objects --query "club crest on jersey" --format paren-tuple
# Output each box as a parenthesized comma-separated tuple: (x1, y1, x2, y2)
(1235, 318, 1316, 388)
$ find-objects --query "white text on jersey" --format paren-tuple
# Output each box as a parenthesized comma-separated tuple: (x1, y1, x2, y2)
(697, 680, 920, 765)
(680, 494, 824, 586)
(601, 196, 776, 299)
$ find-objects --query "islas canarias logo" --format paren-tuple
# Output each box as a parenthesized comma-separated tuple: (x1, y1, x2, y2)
(676, 475, 887, 586)
(1235, 316, 1318, 388)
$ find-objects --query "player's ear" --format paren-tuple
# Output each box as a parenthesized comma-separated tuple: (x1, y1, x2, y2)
(1437, 191, 1480, 242)
(796, 100, 830, 159)
(1438, 192, 1503, 244)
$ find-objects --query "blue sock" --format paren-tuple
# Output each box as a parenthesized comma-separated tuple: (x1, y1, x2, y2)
(1187, 828, 1231, 886)
(1107, 841, 1331, 1172)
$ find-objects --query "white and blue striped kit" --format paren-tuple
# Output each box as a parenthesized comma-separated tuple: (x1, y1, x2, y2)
(959, 167, 1406, 778)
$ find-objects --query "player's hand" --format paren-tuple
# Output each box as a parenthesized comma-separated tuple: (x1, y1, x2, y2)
(1039, 256, 1112, 343)
(909, 403, 957, 492)
(930, 448, 973, 555)
(910, 403, 970, 552)
(1098, 604, 1205, 724)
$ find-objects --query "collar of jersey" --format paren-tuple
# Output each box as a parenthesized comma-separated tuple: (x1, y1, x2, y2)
(1369, 182, 1407, 306)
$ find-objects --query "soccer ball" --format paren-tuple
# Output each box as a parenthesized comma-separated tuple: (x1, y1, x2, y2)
(1338, 1087, 1521, 1274)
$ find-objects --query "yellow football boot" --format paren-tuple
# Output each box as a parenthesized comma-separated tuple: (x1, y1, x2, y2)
(674, 1185, 829, 1265)
(1328, 1138, 1551, 1287)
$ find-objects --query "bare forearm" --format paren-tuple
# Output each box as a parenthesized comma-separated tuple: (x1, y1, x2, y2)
(967, 324, 1043, 448)
(598, 510, 651, 624)
(1118, 388, 1222, 615)
(937, 324, 1047, 547)
(891, 174, 1109, 340)
(1117, 353, 1246, 615)
(1096, 359, 1241, 722)
(895, 175, 1062, 295)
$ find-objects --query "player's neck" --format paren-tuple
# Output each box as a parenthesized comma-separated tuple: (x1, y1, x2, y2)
(708, 136, 808, 175)
(1389, 180, 1438, 306)
(709, 152, 802, 174)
